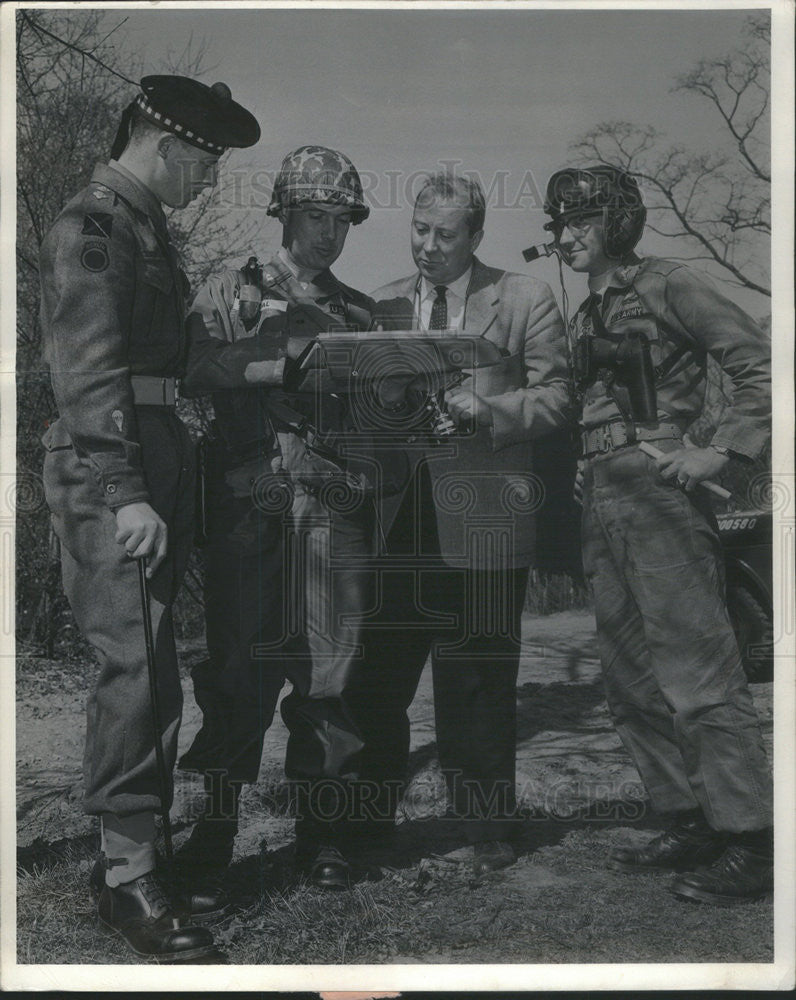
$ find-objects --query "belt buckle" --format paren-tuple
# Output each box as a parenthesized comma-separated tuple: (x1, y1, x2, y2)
(601, 424, 614, 453)
(159, 378, 176, 406)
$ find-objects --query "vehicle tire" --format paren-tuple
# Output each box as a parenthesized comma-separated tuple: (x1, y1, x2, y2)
(726, 583, 774, 683)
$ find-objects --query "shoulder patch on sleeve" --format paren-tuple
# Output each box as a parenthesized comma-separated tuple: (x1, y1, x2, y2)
(82, 213, 114, 239)
(81, 241, 110, 273)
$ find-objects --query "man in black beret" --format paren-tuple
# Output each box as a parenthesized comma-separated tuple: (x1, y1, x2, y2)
(40, 75, 259, 962)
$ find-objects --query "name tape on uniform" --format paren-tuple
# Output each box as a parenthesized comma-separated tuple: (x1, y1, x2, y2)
(261, 299, 288, 313)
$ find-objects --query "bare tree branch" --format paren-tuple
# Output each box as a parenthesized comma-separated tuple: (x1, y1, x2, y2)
(19, 11, 138, 86)
(16, 250, 40, 274)
(571, 15, 770, 299)
(15, 9, 262, 645)
(674, 14, 770, 184)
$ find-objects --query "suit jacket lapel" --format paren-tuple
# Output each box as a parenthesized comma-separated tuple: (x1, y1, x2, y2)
(376, 264, 500, 335)
(462, 258, 500, 339)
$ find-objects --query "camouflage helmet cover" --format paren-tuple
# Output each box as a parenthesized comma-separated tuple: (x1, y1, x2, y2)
(267, 145, 370, 224)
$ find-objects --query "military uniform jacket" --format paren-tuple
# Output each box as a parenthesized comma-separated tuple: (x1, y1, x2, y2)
(183, 253, 375, 488)
(572, 256, 771, 460)
(40, 162, 188, 510)
(372, 258, 570, 569)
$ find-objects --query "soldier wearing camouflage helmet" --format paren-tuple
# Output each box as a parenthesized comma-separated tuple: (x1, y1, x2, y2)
(178, 144, 378, 892)
(267, 144, 371, 222)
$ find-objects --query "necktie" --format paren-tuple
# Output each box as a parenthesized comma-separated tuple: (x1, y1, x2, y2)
(430, 285, 448, 330)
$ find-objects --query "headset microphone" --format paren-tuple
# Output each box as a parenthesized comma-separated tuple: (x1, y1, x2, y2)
(522, 240, 559, 263)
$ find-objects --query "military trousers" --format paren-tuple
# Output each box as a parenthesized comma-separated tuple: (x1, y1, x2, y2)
(193, 465, 287, 785)
(43, 408, 195, 818)
(581, 444, 773, 832)
(192, 461, 374, 842)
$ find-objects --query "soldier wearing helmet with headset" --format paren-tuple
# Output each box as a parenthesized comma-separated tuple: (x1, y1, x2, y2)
(178, 146, 380, 893)
(541, 165, 772, 905)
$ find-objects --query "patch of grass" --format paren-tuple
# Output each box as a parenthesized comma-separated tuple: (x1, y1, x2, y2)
(17, 843, 139, 965)
(224, 876, 415, 964)
(16, 822, 774, 967)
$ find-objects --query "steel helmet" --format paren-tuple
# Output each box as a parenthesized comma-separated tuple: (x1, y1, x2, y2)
(543, 165, 646, 259)
(266, 145, 370, 224)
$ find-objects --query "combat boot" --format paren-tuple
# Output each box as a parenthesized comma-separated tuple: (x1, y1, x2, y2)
(173, 772, 242, 919)
(293, 781, 351, 890)
(173, 815, 237, 921)
(97, 869, 218, 962)
(607, 809, 727, 874)
(295, 842, 351, 891)
(90, 848, 230, 926)
(669, 827, 773, 905)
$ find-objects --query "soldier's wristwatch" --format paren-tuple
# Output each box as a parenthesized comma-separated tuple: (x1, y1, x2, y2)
(710, 444, 731, 457)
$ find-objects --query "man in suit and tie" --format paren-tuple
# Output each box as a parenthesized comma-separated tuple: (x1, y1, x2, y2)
(350, 172, 571, 874)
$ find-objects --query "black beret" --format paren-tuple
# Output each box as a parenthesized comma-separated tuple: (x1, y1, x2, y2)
(133, 75, 260, 153)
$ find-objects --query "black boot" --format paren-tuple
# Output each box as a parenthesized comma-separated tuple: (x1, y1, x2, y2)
(90, 847, 231, 926)
(607, 809, 727, 874)
(173, 822, 235, 923)
(669, 827, 773, 905)
(97, 869, 218, 962)
(174, 772, 242, 919)
(293, 781, 351, 890)
(295, 842, 351, 890)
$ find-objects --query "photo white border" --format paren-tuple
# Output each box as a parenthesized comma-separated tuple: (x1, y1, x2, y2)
(1, 0, 793, 992)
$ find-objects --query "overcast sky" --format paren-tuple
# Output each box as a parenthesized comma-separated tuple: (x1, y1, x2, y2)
(113, 6, 768, 315)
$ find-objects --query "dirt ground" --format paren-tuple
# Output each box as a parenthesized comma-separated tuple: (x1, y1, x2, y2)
(16, 609, 775, 966)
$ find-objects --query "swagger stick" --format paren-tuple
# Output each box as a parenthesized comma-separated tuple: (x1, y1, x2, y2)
(137, 558, 175, 872)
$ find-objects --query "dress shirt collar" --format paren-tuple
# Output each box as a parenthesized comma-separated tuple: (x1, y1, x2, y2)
(419, 263, 473, 305)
